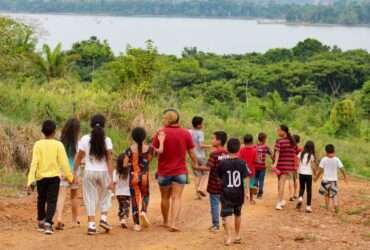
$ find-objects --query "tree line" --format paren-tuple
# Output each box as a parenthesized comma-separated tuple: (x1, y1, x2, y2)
(0, 16, 369, 139)
(0, 0, 370, 25)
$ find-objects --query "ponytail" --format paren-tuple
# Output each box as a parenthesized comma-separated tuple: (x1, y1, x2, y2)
(131, 127, 146, 155)
(280, 124, 296, 146)
(89, 114, 107, 160)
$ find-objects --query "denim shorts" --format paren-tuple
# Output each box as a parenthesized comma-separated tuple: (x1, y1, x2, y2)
(157, 174, 187, 186)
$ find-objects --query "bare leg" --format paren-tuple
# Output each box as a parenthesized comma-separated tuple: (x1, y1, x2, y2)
(70, 189, 80, 224)
(56, 186, 67, 223)
(288, 177, 293, 199)
(235, 216, 241, 240)
(325, 195, 330, 210)
(278, 174, 288, 203)
(223, 217, 232, 245)
(193, 175, 201, 198)
(169, 184, 184, 231)
(159, 186, 171, 227)
(199, 174, 208, 193)
(294, 174, 299, 197)
(333, 196, 339, 213)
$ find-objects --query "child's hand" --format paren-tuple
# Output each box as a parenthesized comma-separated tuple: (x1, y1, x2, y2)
(26, 184, 35, 195)
(245, 193, 250, 202)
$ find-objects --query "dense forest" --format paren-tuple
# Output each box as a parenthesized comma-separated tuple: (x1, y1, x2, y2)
(0, 16, 369, 178)
(0, 0, 370, 25)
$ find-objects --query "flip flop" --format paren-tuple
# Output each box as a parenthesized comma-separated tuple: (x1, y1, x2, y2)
(234, 238, 242, 244)
(169, 227, 181, 232)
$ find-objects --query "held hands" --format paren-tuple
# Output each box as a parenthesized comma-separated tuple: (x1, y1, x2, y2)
(72, 171, 79, 185)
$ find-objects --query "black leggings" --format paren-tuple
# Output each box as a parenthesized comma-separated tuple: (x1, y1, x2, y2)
(299, 174, 312, 206)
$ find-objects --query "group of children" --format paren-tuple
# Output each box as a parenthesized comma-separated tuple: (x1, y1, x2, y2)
(189, 117, 348, 245)
(27, 113, 348, 246)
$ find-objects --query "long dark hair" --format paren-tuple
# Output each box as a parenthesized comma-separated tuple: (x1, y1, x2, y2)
(280, 124, 296, 146)
(116, 153, 128, 179)
(131, 127, 146, 155)
(300, 140, 316, 164)
(90, 114, 107, 160)
(60, 118, 80, 158)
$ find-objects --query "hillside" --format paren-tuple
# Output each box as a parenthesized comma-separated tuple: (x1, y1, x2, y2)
(0, 0, 370, 25)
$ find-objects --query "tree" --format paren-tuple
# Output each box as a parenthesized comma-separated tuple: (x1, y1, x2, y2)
(292, 38, 330, 60)
(68, 36, 114, 81)
(330, 98, 359, 135)
(0, 16, 37, 79)
(38, 43, 77, 82)
(361, 81, 370, 140)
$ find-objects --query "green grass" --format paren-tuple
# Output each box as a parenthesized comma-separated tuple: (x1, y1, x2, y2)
(0, 167, 27, 197)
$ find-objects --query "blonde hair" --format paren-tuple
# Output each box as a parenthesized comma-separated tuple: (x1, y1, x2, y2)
(163, 109, 179, 126)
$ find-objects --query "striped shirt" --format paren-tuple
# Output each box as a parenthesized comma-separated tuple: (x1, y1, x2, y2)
(255, 143, 272, 170)
(206, 149, 229, 194)
(274, 138, 298, 174)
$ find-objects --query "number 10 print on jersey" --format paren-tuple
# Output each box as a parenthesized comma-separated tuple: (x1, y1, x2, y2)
(217, 158, 249, 206)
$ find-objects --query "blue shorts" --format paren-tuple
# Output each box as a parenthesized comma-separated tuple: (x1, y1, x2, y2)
(157, 174, 187, 186)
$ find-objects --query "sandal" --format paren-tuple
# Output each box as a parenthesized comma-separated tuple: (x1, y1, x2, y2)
(169, 227, 181, 232)
(234, 238, 242, 244)
(55, 222, 65, 230)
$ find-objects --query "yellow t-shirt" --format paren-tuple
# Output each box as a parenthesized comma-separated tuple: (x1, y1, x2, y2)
(27, 139, 73, 186)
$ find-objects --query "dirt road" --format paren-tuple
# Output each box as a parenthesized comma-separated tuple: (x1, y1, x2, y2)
(1, 175, 370, 250)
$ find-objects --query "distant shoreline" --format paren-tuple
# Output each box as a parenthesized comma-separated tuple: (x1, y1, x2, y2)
(1, 10, 370, 29)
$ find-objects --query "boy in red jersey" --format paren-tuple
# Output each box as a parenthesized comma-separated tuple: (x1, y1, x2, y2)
(255, 132, 272, 199)
(238, 134, 258, 204)
(206, 131, 228, 232)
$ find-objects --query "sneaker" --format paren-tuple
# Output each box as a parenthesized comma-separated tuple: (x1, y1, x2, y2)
(256, 193, 263, 199)
(99, 220, 113, 232)
(275, 203, 283, 210)
(44, 223, 54, 235)
(133, 224, 142, 232)
(208, 225, 220, 233)
(87, 227, 97, 235)
(120, 218, 128, 229)
(305, 206, 313, 213)
(37, 220, 45, 232)
(140, 212, 150, 228)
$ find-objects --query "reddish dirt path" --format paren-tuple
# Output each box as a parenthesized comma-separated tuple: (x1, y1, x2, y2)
(1, 175, 370, 250)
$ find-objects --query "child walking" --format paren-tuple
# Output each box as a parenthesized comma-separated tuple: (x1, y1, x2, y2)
(288, 134, 302, 201)
(206, 131, 228, 232)
(238, 134, 258, 204)
(315, 144, 348, 213)
(114, 153, 131, 228)
(27, 120, 73, 235)
(217, 138, 250, 246)
(123, 127, 165, 231)
(255, 132, 272, 199)
(296, 141, 317, 213)
(190, 116, 211, 199)
(55, 118, 81, 230)
(73, 114, 114, 235)
(273, 125, 298, 210)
